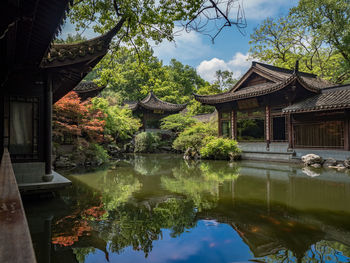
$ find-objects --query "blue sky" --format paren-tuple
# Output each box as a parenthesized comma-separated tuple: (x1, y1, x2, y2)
(60, 0, 298, 83)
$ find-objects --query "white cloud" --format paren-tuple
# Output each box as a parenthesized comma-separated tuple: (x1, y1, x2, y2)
(196, 52, 253, 82)
(152, 28, 211, 64)
(242, 0, 298, 20)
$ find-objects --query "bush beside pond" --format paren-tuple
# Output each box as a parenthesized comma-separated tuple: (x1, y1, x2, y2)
(200, 137, 241, 160)
(134, 132, 161, 153)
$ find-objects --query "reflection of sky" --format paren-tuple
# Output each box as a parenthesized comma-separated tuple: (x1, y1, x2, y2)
(82, 220, 253, 263)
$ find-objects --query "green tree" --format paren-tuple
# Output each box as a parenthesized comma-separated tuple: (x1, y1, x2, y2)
(212, 70, 237, 90)
(249, 15, 345, 82)
(68, 0, 246, 48)
(55, 33, 87, 44)
(160, 113, 197, 133)
(173, 121, 217, 152)
(91, 97, 141, 141)
(291, 0, 350, 83)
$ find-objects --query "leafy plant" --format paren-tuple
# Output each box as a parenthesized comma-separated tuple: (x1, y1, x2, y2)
(160, 113, 197, 133)
(200, 137, 241, 160)
(134, 132, 160, 153)
(173, 122, 217, 152)
(91, 97, 141, 141)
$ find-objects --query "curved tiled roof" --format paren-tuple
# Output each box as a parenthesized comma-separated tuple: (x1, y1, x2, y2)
(283, 85, 350, 113)
(74, 81, 104, 93)
(194, 62, 332, 105)
(41, 19, 124, 68)
(127, 92, 187, 112)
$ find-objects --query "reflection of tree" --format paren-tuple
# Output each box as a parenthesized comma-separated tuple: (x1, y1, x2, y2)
(72, 247, 95, 263)
(263, 240, 350, 263)
(162, 161, 239, 211)
(199, 162, 240, 183)
(53, 167, 198, 259)
(132, 154, 174, 176)
(104, 198, 196, 257)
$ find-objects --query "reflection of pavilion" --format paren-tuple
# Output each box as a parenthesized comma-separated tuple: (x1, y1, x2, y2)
(197, 162, 350, 260)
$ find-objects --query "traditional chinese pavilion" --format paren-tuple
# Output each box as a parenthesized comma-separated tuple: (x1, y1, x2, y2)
(1, 0, 123, 189)
(127, 92, 187, 130)
(1, 1, 123, 260)
(194, 62, 350, 160)
(74, 81, 105, 101)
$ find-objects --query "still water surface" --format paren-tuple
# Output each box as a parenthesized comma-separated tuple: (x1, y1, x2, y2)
(24, 154, 350, 263)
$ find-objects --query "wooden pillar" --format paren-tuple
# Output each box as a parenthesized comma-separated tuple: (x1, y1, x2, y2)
(265, 105, 271, 149)
(218, 110, 222, 137)
(287, 113, 293, 150)
(231, 110, 237, 140)
(345, 114, 350, 151)
(45, 73, 52, 175)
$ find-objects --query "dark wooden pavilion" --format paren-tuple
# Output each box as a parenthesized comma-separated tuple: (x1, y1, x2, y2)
(1, 1, 121, 261)
(195, 62, 350, 160)
(127, 92, 187, 130)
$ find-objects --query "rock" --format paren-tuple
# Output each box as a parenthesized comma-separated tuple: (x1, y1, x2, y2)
(324, 158, 337, 167)
(302, 167, 320, 177)
(301, 154, 323, 166)
(55, 155, 76, 168)
(311, 163, 322, 169)
(183, 147, 200, 160)
(229, 152, 241, 161)
(344, 158, 350, 169)
(336, 163, 346, 170)
(107, 144, 121, 157)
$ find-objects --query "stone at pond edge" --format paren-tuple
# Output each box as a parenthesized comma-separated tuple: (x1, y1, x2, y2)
(183, 147, 200, 160)
(229, 152, 241, 161)
(324, 158, 337, 168)
(301, 154, 323, 166)
(310, 163, 322, 169)
(344, 158, 350, 169)
(55, 155, 77, 168)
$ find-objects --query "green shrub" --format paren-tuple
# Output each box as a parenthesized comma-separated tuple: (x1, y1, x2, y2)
(200, 137, 241, 160)
(160, 113, 197, 133)
(173, 122, 217, 152)
(134, 132, 161, 153)
(86, 143, 109, 164)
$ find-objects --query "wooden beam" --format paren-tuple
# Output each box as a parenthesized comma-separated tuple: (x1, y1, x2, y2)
(0, 148, 36, 263)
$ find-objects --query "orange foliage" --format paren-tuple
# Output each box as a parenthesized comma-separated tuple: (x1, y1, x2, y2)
(51, 200, 106, 247)
(53, 91, 106, 143)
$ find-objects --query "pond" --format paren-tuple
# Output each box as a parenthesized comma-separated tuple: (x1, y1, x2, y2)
(24, 154, 350, 263)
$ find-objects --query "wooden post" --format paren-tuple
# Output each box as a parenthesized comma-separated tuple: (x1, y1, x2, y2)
(231, 110, 237, 140)
(45, 73, 52, 175)
(218, 110, 222, 137)
(265, 105, 271, 149)
(287, 113, 293, 150)
(345, 113, 350, 151)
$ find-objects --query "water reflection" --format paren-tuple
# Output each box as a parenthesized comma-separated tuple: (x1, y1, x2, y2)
(24, 154, 350, 263)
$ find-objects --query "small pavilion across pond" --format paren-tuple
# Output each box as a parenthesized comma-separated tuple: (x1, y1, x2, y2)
(74, 81, 105, 101)
(194, 62, 350, 161)
(127, 92, 187, 130)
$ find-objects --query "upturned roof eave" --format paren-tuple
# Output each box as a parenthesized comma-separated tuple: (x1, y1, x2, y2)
(194, 74, 322, 105)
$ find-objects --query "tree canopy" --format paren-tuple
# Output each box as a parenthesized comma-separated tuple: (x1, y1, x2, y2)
(249, 0, 350, 83)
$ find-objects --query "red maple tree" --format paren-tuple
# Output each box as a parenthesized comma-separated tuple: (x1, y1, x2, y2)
(53, 91, 106, 143)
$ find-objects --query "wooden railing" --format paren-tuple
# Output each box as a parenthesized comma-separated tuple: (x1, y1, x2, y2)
(0, 148, 36, 263)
